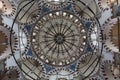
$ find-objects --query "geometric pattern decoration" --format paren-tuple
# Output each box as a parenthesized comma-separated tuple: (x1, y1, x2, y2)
(1, 0, 120, 80)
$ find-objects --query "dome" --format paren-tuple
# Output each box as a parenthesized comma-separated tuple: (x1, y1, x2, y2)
(0, 0, 120, 80)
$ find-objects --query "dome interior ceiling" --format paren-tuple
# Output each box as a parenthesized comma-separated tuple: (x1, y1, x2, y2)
(0, 0, 120, 80)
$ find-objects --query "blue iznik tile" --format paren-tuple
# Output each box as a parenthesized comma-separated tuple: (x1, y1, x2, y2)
(68, 62, 77, 71)
(84, 21, 92, 29)
(87, 44, 93, 52)
(41, 6, 50, 14)
(26, 48, 33, 56)
(44, 64, 54, 74)
(25, 25, 32, 34)
(64, 4, 73, 12)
